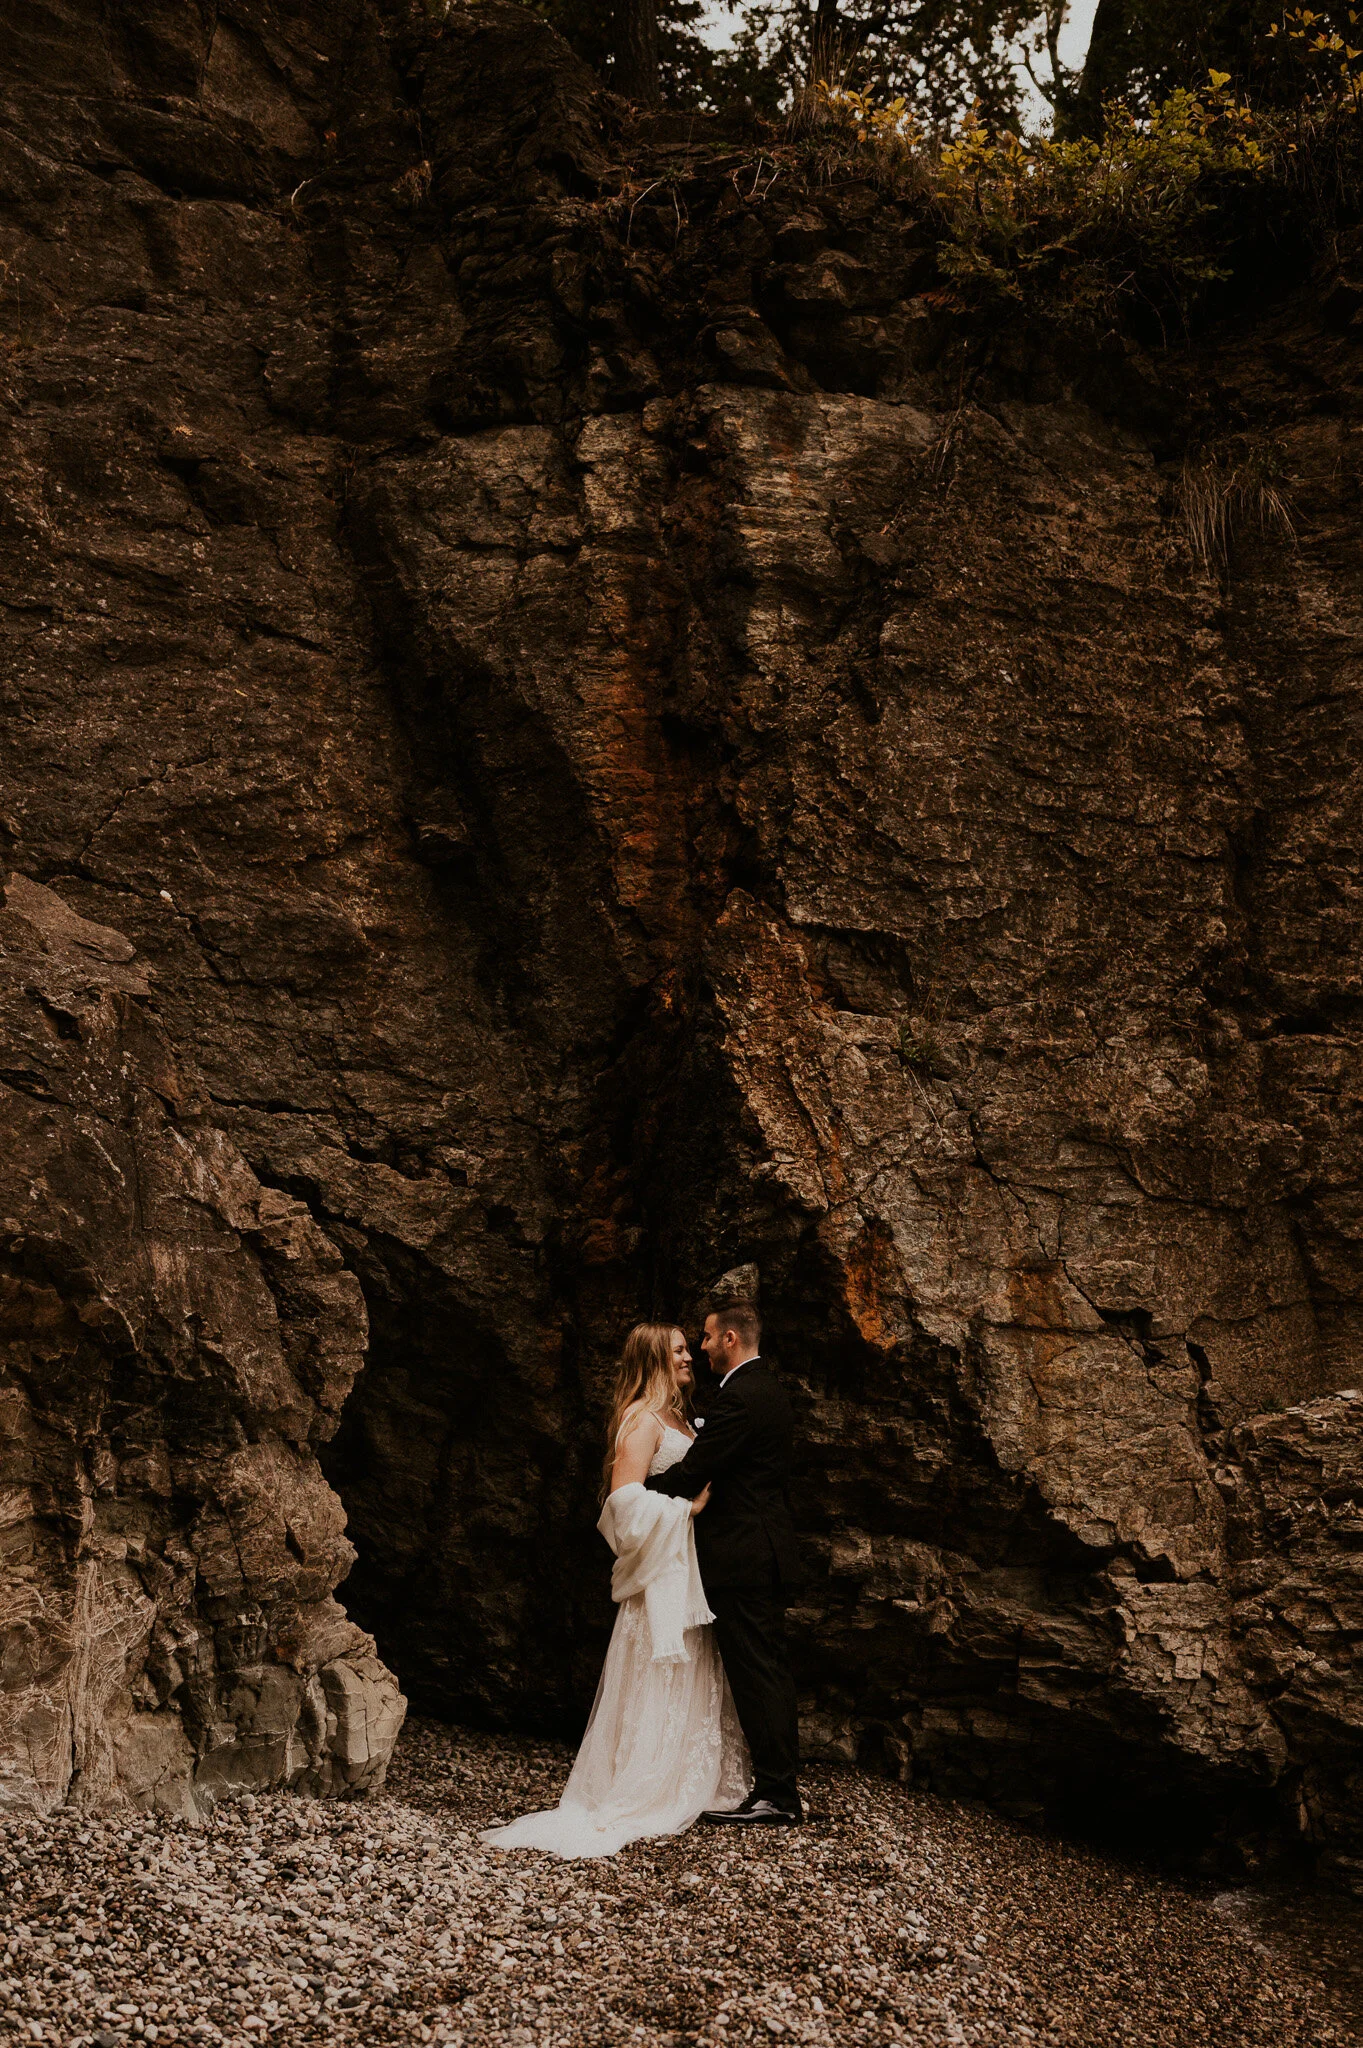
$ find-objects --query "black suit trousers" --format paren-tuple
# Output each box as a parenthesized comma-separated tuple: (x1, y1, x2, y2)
(709, 1564, 800, 1812)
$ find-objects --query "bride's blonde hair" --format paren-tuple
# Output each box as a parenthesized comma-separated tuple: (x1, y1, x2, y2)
(601, 1322, 689, 1500)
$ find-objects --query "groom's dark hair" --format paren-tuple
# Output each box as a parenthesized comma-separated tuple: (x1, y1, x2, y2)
(712, 1297, 761, 1348)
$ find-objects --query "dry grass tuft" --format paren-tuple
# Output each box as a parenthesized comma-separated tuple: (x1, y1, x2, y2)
(1180, 437, 1296, 575)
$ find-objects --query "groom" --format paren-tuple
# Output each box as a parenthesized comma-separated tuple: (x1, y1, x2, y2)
(645, 1297, 803, 1825)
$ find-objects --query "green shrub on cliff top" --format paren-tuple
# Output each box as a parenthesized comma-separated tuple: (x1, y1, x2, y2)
(806, 10, 1363, 330)
(930, 73, 1271, 324)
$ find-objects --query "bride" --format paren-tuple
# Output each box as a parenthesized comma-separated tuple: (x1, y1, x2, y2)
(481, 1323, 751, 1858)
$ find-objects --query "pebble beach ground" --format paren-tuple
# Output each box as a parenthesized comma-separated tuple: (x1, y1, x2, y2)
(3, 1716, 1360, 2048)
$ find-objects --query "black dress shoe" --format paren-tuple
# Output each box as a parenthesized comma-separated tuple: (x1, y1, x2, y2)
(699, 1798, 801, 1826)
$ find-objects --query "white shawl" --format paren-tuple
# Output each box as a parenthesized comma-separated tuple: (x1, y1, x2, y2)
(596, 1481, 715, 1664)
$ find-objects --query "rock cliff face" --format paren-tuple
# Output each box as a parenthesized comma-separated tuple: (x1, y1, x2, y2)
(0, 876, 404, 1815)
(1, 0, 1360, 1869)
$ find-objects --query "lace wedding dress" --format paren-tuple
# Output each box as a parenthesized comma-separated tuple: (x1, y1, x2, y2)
(480, 1426, 751, 1858)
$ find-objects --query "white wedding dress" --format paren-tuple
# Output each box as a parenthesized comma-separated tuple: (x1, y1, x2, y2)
(480, 1426, 751, 1858)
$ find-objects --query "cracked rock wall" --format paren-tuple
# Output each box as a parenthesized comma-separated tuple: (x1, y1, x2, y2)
(0, 877, 404, 1815)
(1, 0, 1360, 1869)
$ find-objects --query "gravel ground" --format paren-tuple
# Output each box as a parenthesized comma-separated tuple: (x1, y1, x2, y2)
(2, 1716, 1359, 2048)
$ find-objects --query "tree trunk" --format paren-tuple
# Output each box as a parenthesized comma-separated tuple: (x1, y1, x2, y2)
(615, 0, 661, 105)
(811, 0, 842, 84)
(1061, 0, 1131, 138)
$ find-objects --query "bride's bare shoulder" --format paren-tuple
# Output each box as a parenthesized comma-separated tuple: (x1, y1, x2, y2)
(617, 1403, 664, 1446)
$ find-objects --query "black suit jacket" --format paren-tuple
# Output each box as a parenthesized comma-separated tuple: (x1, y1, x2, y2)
(644, 1360, 802, 1595)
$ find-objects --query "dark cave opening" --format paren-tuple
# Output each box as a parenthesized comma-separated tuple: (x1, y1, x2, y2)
(318, 1231, 613, 1742)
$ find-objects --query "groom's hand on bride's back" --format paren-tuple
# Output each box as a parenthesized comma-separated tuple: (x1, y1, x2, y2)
(689, 1483, 712, 1518)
